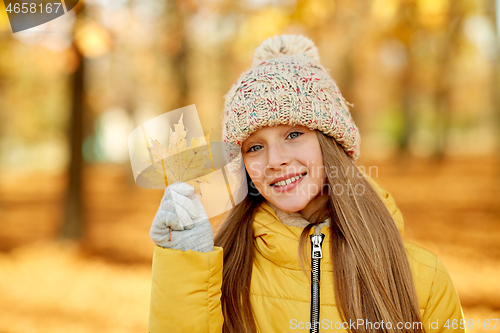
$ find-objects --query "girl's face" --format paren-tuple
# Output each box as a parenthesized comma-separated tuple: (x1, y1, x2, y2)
(242, 125, 328, 218)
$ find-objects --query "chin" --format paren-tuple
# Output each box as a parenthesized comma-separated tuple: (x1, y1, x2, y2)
(270, 198, 308, 214)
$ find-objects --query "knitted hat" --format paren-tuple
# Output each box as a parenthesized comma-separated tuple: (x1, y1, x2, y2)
(222, 34, 361, 160)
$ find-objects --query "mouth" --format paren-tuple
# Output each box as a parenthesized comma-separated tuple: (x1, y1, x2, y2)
(270, 172, 307, 187)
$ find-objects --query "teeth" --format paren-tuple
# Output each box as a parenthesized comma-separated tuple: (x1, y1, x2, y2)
(273, 173, 305, 187)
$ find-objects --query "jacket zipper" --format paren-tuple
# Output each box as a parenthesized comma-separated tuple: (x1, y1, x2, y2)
(310, 229, 325, 333)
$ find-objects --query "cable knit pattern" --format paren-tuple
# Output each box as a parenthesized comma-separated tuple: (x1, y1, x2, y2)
(222, 34, 361, 160)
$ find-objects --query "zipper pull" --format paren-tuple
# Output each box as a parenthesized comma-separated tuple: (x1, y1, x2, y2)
(311, 234, 323, 259)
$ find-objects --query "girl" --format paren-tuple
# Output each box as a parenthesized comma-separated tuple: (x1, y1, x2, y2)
(148, 35, 465, 333)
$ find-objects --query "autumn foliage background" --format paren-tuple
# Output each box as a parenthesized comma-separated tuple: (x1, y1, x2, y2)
(0, 0, 499, 332)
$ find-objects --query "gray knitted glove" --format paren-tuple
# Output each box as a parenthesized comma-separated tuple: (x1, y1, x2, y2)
(150, 182, 214, 252)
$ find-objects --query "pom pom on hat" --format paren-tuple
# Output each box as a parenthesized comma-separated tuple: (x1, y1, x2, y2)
(251, 35, 321, 68)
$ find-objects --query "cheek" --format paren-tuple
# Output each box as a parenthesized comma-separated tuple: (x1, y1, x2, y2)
(244, 160, 265, 184)
(303, 150, 325, 179)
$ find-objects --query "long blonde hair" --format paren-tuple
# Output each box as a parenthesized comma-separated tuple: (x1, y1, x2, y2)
(214, 131, 422, 333)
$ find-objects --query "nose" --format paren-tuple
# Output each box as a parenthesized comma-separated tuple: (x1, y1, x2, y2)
(266, 142, 291, 170)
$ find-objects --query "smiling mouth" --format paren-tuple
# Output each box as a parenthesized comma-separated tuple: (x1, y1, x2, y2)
(271, 172, 307, 187)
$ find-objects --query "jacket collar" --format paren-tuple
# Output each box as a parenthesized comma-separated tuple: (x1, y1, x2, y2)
(265, 201, 329, 228)
(252, 173, 405, 271)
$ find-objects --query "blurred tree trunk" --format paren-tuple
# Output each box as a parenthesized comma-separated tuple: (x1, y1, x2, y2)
(61, 4, 86, 240)
(433, 0, 465, 160)
(396, 1, 419, 156)
(489, 0, 500, 164)
(333, 0, 372, 115)
(166, 0, 193, 109)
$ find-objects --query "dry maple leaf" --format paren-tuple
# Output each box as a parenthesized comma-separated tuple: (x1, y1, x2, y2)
(139, 114, 214, 196)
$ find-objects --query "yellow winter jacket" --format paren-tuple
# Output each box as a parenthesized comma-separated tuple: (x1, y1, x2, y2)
(149, 176, 465, 333)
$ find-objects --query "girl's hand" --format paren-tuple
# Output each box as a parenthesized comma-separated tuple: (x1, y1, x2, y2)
(150, 182, 214, 252)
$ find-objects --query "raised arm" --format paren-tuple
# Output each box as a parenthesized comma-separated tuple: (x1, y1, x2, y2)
(148, 182, 224, 332)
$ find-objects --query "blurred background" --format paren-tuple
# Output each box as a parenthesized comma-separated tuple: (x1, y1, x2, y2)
(0, 0, 499, 332)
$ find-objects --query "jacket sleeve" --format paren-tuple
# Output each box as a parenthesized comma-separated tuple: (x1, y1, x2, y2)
(422, 256, 466, 333)
(149, 245, 224, 333)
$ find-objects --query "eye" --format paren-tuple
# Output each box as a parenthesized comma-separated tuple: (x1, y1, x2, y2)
(287, 131, 303, 139)
(247, 145, 263, 153)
